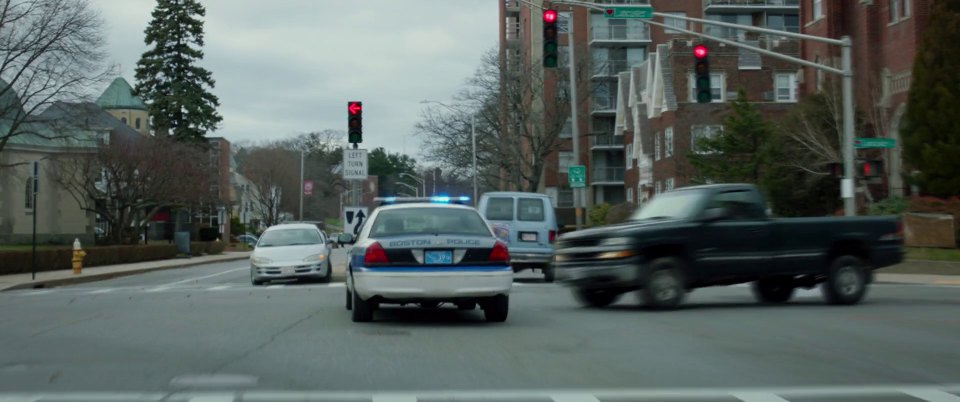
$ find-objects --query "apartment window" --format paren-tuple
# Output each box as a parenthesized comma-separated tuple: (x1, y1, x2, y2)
(666, 178, 675, 191)
(558, 12, 571, 33)
(691, 125, 723, 154)
(626, 188, 634, 202)
(903, 0, 911, 18)
(815, 56, 824, 91)
(625, 143, 633, 168)
(559, 151, 574, 173)
(559, 117, 572, 138)
(135, 118, 141, 129)
(664, 12, 687, 34)
(656, 180, 662, 195)
(664, 127, 674, 157)
(813, 0, 823, 19)
(689, 73, 725, 103)
(24, 179, 34, 210)
(767, 14, 800, 33)
(775, 73, 797, 102)
(654, 132, 661, 161)
(890, 0, 900, 22)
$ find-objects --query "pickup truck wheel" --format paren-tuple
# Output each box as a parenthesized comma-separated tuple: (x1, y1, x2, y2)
(822, 255, 868, 305)
(640, 258, 686, 309)
(351, 290, 374, 322)
(752, 279, 795, 303)
(573, 289, 619, 308)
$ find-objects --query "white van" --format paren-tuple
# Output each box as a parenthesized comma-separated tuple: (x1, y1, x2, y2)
(478, 192, 559, 282)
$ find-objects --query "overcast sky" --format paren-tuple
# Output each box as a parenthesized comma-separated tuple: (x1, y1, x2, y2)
(90, 0, 498, 157)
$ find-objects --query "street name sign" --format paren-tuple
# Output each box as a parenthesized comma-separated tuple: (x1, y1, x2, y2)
(855, 138, 896, 149)
(604, 5, 653, 19)
(343, 149, 368, 180)
(568, 165, 586, 188)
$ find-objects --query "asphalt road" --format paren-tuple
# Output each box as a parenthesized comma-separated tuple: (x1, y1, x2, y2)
(2, 249, 960, 402)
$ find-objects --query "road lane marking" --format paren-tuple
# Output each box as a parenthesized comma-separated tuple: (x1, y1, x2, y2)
(732, 392, 791, 402)
(208, 285, 231, 291)
(372, 395, 416, 402)
(87, 289, 115, 294)
(22, 290, 52, 296)
(150, 267, 247, 291)
(552, 394, 602, 402)
(902, 389, 960, 402)
(188, 395, 234, 402)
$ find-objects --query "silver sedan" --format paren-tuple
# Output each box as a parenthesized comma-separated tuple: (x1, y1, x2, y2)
(249, 223, 332, 285)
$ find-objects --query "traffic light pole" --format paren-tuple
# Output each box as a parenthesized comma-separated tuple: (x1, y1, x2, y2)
(566, 10, 583, 230)
(550, 0, 857, 216)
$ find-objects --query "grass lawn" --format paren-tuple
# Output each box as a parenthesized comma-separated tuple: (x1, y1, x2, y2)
(906, 247, 960, 262)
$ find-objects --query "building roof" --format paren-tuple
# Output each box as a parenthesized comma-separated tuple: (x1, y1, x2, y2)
(96, 77, 147, 111)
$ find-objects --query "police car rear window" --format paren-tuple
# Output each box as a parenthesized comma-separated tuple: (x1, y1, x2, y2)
(485, 197, 514, 221)
(370, 208, 491, 237)
(518, 198, 545, 222)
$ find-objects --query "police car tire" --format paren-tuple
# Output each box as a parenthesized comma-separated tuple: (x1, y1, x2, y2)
(345, 288, 352, 310)
(543, 265, 555, 283)
(457, 301, 477, 311)
(351, 291, 374, 322)
(483, 295, 509, 322)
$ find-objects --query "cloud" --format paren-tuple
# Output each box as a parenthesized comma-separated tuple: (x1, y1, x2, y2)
(90, 0, 497, 160)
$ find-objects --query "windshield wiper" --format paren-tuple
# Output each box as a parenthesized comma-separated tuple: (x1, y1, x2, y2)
(286, 242, 319, 246)
(640, 216, 674, 220)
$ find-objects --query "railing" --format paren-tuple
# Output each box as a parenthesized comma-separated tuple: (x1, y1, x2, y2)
(591, 96, 617, 112)
(591, 135, 625, 147)
(704, 0, 799, 6)
(593, 167, 626, 182)
(592, 60, 630, 77)
(505, 25, 521, 41)
(590, 26, 650, 42)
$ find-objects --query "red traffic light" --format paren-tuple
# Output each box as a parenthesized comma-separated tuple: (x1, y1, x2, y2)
(694, 45, 708, 59)
(348, 102, 362, 115)
(543, 9, 557, 23)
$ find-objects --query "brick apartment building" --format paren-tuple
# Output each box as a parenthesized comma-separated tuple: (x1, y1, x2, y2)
(499, 0, 801, 221)
(799, 0, 930, 198)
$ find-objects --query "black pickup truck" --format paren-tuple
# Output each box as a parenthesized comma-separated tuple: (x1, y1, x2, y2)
(553, 184, 904, 309)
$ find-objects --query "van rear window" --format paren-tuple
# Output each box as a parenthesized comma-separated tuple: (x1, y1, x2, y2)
(485, 197, 514, 221)
(518, 198, 545, 222)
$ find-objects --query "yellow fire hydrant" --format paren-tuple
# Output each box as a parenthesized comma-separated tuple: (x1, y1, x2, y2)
(72, 238, 86, 275)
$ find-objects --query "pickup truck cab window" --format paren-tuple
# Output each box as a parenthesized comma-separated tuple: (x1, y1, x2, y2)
(705, 190, 766, 220)
(631, 190, 704, 220)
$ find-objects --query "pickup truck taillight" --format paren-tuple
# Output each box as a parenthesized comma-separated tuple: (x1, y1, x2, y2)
(363, 242, 389, 265)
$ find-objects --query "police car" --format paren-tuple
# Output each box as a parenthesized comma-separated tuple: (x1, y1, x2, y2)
(337, 196, 512, 323)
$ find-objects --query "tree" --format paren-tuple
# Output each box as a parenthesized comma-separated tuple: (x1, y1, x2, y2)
(240, 144, 298, 227)
(901, 0, 960, 197)
(688, 89, 774, 184)
(416, 46, 582, 192)
(51, 134, 211, 244)
(368, 147, 417, 196)
(0, 0, 109, 163)
(134, 0, 221, 142)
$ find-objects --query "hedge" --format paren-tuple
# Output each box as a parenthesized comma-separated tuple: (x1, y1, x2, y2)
(0, 244, 177, 275)
(207, 241, 225, 255)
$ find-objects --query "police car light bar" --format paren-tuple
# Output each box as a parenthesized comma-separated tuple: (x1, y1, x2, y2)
(374, 196, 471, 205)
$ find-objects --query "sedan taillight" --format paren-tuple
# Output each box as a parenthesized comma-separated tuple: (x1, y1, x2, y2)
(363, 242, 389, 265)
(489, 241, 510, 263)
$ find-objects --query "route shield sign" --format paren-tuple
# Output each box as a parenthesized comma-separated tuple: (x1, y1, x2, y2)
(568, 165, 586, 188)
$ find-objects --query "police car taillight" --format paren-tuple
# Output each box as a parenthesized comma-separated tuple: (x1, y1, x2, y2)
(364, 242, 389, 265)
(489, 241, 510, 263)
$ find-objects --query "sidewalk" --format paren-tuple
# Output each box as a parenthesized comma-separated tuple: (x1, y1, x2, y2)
(0, 252, 251, 291)
(875, 273, 960, 286)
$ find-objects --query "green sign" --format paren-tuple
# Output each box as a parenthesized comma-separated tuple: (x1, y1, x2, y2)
(603, 5, 653, 19)
(855, 138, 896, 149)
(568, 165, 586, 188)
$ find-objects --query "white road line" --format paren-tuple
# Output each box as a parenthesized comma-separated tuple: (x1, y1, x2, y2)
(901, 389, 960, 402)
(148, 267, 247, 291)
(266, 284, 286, 289)
(372, 395, 417, 402)
(552, 393, 602, 402)
(87, 289, 115, 294)
(22, 290, 52, 296)
(208, 285, 231, 291)
(732, 392, 791, 402)
(187, 394, 235, 402)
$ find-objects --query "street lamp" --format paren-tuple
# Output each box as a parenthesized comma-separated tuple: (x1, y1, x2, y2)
(396, 182, 419, 197)
(399, 172, 426, 196)
(420, 100, 479, 203)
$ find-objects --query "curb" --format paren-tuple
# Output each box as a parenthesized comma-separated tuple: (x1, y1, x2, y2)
(1, 254, 250, 291)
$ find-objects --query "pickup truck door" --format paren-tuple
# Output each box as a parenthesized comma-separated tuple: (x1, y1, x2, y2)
(695, 190, 774, 280)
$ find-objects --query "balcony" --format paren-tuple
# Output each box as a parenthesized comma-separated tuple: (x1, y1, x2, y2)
(590, 134, 624, 150)
(703, 0, 799, 13)
(592, 167, 626, 185)
(591, 59, 630, 79)
(504, 0, 520, 13)
(591, 96, 617, 115)
(590, 26, 650, 46)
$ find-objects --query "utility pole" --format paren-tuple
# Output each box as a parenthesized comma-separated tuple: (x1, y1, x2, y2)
(565, 9, 583, 230)
(472, 114, 478, 202)
(298, 150, 304, 220)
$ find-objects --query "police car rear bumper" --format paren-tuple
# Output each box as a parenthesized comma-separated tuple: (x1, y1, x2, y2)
(352, 269, 513, 300)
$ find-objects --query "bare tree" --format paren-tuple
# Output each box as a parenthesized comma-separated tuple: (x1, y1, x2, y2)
(0, 0, 110, 163)
(240, 144, 299, 227)
(51, 134, 211, 244)
(416, 47, 588, 192)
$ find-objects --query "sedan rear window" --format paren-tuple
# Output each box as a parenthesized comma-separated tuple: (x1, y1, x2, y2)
(485, 197, 514, 221)
(371, 208, 492, 237)
(257, 229, 322, 247)
(518, 198, 545, 222)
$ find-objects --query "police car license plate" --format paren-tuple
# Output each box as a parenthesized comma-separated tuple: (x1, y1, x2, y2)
(281, 266, 295, 275)
(425, 250, 453, 265)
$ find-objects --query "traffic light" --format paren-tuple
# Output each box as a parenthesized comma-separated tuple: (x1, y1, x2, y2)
(348, 101, 362, 144)
(858, 160, 884, 178)
(543, 9, 558, 68)
(693, 44, 711, 104)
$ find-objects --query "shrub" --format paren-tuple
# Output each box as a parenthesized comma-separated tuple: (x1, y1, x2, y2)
(589, 203, 611, 226)
(207, 241, 226, 255)
(189, 242, 206, 256)
(0, 245, 177, 275)
(606, 203, 637, 224)
(869, 197, 908, 216)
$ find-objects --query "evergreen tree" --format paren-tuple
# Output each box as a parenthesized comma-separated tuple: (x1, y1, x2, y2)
(134, 0, 222, 142)
(901, 0, 960, 197)
(688, 89, 774, 184)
